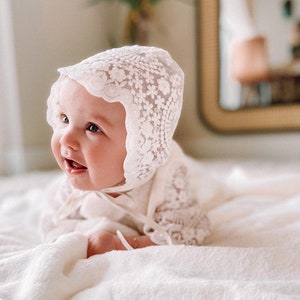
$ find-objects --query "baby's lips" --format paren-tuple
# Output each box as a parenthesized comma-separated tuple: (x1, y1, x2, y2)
(65, 158, 87, 170)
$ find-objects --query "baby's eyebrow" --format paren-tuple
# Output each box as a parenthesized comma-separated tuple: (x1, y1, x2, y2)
(92, 114, 114, 129)
(91, 106, 125, 129)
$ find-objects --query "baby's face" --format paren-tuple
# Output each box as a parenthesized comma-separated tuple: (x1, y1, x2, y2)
(51, 78, 127, 191)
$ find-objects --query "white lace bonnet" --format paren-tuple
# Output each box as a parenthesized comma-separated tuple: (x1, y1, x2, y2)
(47, 45, 184, 190)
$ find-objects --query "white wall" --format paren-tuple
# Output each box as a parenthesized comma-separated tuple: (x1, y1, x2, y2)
(0, 0, 25, 174)
(9, 0, 122, 170)
(7, 0, 300, 172)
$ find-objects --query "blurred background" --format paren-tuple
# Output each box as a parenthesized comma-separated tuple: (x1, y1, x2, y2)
(1, 0, 300, 176)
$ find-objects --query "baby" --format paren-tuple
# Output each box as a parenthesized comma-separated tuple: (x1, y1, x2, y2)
(40, 45, 210, 256)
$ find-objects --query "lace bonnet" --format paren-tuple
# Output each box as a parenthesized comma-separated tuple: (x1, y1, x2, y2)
(47, 45, 184, 191)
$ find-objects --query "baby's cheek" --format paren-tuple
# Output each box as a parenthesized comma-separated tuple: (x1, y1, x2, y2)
(50, 134, 57, 152)
(50, 134, 61, 160)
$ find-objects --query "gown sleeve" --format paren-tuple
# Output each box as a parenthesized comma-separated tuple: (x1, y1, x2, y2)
(39, 175, 79, 242)
(144, 143, 210, 245)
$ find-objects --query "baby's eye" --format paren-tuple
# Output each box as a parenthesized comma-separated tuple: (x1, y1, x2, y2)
(61, 114, 69, 124)
(87, 123, 101, 133)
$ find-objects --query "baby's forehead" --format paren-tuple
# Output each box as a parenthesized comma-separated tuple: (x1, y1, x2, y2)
(56, 77, 95, 106)
(56, 76, 126, 121)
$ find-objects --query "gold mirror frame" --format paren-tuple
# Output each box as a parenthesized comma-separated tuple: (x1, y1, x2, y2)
(197, 0, 300, 133)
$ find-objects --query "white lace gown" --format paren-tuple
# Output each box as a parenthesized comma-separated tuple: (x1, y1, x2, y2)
(41, 141, 210, 245)
(42, 46, 210, 246)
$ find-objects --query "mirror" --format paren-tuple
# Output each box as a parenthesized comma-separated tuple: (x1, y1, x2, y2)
(197, 0, 300, 132)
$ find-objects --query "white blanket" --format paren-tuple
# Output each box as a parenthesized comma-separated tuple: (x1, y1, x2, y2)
(1, 160, 300, 299)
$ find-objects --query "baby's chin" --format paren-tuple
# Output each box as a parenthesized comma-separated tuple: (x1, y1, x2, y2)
(67, 176, 125, 192)
(66, 176, 96, 191)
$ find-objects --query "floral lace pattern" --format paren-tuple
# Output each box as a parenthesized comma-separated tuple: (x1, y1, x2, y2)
(151, 163, 210, 245)
(47, 46, 184, 190)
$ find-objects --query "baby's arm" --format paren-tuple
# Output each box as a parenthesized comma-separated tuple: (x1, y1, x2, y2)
(87, 231, 156, 257)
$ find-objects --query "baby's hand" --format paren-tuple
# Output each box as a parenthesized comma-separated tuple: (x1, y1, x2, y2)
(87, 231, 119, 257)
(87, 231, 157, 257)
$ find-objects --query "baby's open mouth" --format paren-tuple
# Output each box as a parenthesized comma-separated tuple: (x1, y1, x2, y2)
(65, 159, 87, 171)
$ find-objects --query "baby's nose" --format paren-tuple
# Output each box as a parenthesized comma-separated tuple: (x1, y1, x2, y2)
(60, 128, 79, 151)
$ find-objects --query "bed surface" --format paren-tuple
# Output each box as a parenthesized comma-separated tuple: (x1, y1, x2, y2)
(1, 159, 300, 299)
